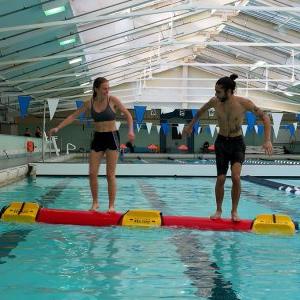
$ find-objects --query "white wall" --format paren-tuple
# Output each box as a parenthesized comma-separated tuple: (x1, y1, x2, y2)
(0, 134, 43, 157)
(103, 66, 300, 113)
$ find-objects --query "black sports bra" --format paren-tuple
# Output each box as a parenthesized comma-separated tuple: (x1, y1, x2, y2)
(91, 97, 116, 122)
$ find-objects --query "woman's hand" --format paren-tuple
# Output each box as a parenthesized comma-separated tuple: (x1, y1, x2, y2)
(128, 130, 135, 143)
(49, 127, 59, 137)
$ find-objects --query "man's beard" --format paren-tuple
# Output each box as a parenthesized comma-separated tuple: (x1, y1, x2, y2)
(219, 96, 228, 102)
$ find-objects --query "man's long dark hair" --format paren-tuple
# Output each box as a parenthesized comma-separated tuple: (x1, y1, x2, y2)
(216, 74, 238, 94)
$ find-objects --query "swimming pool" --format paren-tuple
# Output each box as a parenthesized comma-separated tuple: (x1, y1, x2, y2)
(0, 176, 300, 299)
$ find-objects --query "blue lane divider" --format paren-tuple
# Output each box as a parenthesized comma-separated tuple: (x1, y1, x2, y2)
(242, 175, 300, 195)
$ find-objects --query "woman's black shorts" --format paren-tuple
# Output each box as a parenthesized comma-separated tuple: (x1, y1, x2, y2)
(214, 134, 246, 176)
(90, 131, 120, 152)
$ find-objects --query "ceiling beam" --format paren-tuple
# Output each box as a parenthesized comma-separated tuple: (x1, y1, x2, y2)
(0, 4, 299, 33)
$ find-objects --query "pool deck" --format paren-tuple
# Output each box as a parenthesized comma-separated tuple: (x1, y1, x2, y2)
(0, 154, 42, 170)
(26, 153, 299, 177)
(1, 152, 300, 171)
(1, 152, 300, 178)
(123, 153, 300, 160)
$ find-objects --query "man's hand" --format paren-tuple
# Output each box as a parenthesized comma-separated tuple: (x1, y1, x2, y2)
(262, 140, 273, 156)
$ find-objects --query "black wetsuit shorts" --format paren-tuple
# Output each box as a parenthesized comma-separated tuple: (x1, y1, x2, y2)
(214, 134, 246, 176)
(90, 131, 120, 152)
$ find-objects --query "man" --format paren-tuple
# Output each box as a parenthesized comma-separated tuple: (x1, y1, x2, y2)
(184, 74, 273, 221)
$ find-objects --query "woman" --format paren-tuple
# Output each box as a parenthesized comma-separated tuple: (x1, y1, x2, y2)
(49, 77, 134, 212)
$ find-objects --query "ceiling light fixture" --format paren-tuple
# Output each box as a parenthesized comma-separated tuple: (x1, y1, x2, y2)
(69, 57, 82, 64)
(42, 0, 67, 16)
(59, 37, 76, 46)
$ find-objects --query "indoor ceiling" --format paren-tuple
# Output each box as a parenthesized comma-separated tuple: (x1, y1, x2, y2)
(0, 0, 299, 114)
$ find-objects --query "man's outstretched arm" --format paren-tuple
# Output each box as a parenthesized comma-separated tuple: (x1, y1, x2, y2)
(184, 98, 216, 135)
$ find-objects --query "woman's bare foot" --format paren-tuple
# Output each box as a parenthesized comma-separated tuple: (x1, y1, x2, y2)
(231, 211, 240, 222)
(89, 202, 99, 211)
(210, 210, 222, 220)
(108, 207, 115, 213)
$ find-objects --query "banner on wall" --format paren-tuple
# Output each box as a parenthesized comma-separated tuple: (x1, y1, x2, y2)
(209, 124, 217, 137)
(197, 126, 202, 135)
(242, 125, 248, 136)
(254, 125, 264, 135)
(193, 122, 200, 135)
(47, 98, 59, 120)
(156, 125, 161, 134)
(288, 124, 295, 136)
(75, 100, 85, 124)
(134, 105, 146, 124)
(18, 96, 31, 118)
(177, 124, 185, 135)
(296, 113, 300, 122)
(191, 109, 198, 118)
(293, 122, 298, 132)
(146, 122, 152, 134)
(258, 124, 264, 136)
(271, 112, 283, 139)
(245, 112, 256, 131)
(161, 122, 169, 135)
(191, 109, 200, 134)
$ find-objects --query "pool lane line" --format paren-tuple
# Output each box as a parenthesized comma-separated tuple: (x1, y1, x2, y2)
(172, 234, 240, 300)
(0, 179, 71, 265)
(241, 188, 299, 220)
(242, 176, 300, 195)
(138, 180, 240, 300)
(0, 229, 31, 264)
(37, 179, 71, 207)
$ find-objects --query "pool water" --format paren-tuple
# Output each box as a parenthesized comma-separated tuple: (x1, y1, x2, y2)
(0, 177, 300, 300)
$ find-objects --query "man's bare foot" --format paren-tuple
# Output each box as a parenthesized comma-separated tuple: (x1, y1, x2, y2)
(108, 207, 115, 213)
(231, 211, 240, 222)
(210, 210, 222, 220)
(89, 203, 99, 211)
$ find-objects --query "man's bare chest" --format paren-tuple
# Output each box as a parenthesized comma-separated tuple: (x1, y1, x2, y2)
(215, 104, 244, 121)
